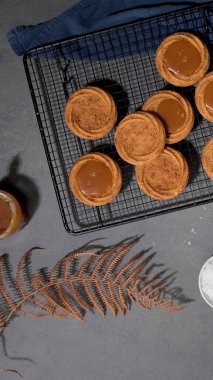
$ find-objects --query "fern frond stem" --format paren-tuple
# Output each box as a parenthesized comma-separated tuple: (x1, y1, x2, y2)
(0, 368, 22, 377)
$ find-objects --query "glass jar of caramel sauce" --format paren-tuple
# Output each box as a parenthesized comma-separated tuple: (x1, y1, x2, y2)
(0, 190, 28, 240)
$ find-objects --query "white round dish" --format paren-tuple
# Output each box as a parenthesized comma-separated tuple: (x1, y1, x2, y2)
(199, 256, 213, 308)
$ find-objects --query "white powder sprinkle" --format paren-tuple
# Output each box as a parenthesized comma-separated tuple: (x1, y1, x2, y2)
(191, 228, 197, 234)
(183, 240, 191, 246)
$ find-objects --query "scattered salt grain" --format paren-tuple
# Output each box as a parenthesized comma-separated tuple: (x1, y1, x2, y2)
(187, 241, 191, 246)
(191, 228, 197, 234)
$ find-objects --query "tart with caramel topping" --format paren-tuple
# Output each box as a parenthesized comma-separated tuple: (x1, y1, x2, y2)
(202, 138, 213, 180)
(69, 153, 122, 206)
(115, 111, 166, 165)
(195, 72, 213, 122)
(135, 147, 189, 200)
(156, 32, 209, 87)
(65, 87, 117, 139)
(142, 90, 194, 144)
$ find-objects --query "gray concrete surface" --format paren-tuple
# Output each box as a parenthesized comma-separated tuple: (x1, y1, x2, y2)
(1, 1, 213, 379)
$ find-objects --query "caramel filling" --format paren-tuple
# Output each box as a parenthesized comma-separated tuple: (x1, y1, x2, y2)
(76, 160, 113, 196)
(157, 98, 186, 134)
(204, 81, 213, 114)
(164, 39, 201, 77)
(0, 198, 12, 233)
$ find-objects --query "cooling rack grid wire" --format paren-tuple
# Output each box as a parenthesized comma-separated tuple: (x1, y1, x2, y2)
(24, 3, 213, 234)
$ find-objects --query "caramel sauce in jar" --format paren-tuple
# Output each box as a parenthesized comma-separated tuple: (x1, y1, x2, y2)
(0, 190, 28, 240)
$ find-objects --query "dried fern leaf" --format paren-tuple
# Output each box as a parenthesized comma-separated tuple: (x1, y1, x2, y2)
(141, 281, 174, 310)
(76, 254, 97, 278)
(90, 281, 107, 315)
(72, 244, 102, 256)
(147, 298, 156, 310)
(29, 274, 66, 318)
(81, 279, 105, 316)
(55, 283, 84, 321)
(105, 281, 125, 316)
(19, 310, 50, 318)
(16, 247, 43, 298)
(34, 275, 70, 318)
(141, 283, 167, 310)
(158, 299, 185, 312)
(15, 274, 66, 319)
(93, 280, 117, 316)
(16, 248, 32, 298)
(94, 242, 132, 277)
(114, 255, 140, 283)
(74, 251, 99, 258)
(50, 250, 94, 282)
(50, 257, 65, 283)
(0, 241, 185, 332)
(64, 255, 76, 280)
(20, 273, 73, 319)
(15, 247, 53, 318)
(129, 273, 153, 292)
(64, 280, 92, 311)
(30, 275, 58, 316)
(103, 241, 135, 280)
(138, 277, 162, 295)
(144, 282, 166, 299)
(0, 368, 22, 377)
(118, 285, 128, 312)
(134, 295, 147, 309)
(0, 255, 16, 310)
(122, 260, 150, 288)
(0, 312, 8, 330)
(90, 245, 119, 279)
(0, 280, 69, 331)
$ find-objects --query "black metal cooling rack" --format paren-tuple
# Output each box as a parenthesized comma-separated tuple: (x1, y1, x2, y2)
(24, 2, 213, 234)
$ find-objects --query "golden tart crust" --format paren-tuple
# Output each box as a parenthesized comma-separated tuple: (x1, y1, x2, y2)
(142, 90, 194, 144)
(115, 111, 166, 165)
(195, 72, 213, 122)
(156, 32, 210, 87)
(69, 153, 122, 206)
(202, 138, 213, 180)
(65, 86, 117, 139)
(135, 147, 189, 200)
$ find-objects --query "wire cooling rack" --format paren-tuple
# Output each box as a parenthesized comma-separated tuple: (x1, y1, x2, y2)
(24, 3, 213, 234)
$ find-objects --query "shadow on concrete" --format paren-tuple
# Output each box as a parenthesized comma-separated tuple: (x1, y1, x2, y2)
(0, 332, 35, 364)
(87, 79, 129, 123)
(0, 155, 40, 220)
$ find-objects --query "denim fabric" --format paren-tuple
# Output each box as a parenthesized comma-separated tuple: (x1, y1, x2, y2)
(7, 0, 207, 56)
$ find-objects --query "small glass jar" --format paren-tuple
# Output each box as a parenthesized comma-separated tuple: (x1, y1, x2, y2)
(0, 190, 28, 240)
